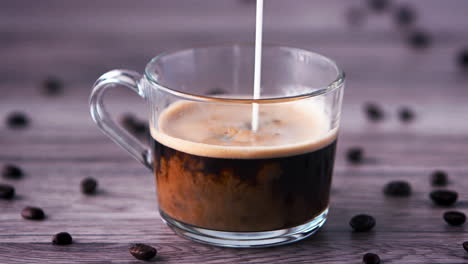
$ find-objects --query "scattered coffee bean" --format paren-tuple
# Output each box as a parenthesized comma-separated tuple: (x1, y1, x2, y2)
(398, 107, 414, 123)
(350, 214, 376, 232)
(133, 121, 149, 135)
(430, 190, 458, 206)
(120, 113, 138, 131)
(394, 4, 416, 27)
(443, 211, 466, 226)
(2, 164, 23, 179)
(346, 147, 364, 164)
(52, 232, 73, 245)
(431, 170, 448, 186)
(463, 241, 468, 253)
(81, 177, 97, 195)
(363, 252, 381, 264)
(456, 48, 468, 70)
(6, 112, 29, 129)
(346, 7, 366, 27)
(408, 30, 431, 49)
(364, 103, 384, 121)
(207, 87, 225, 95)
(0, 184, 15, 199)
(129, 243, 157, 261)
(21, 206, 45, 220)
(383, 181, 412, 197)
(120, 113, 148, 136)
(367, 0, 389, 12)
(42, 76, 63, 96)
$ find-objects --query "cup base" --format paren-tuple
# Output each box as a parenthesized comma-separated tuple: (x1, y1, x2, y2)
(160, 208, 328, 248)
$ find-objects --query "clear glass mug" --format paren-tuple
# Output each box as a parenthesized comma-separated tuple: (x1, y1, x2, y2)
(89, 44, 345, 248)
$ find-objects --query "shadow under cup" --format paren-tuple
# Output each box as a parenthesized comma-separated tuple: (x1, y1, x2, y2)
(90, 44, 345, 248)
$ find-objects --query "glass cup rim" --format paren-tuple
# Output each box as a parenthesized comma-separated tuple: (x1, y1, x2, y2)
(144, 43, 345, 104)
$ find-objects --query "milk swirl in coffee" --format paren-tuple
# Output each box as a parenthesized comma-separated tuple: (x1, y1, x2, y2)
(151, 100, 337, 232)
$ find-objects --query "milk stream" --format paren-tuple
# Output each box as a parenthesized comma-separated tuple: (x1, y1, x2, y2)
(251, 0, 263, 132)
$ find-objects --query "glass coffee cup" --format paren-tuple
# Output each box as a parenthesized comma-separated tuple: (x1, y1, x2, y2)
(90, 44, 345, 248)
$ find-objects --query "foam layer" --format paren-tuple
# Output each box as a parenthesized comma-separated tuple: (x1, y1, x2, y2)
(150, 100, 338, 159)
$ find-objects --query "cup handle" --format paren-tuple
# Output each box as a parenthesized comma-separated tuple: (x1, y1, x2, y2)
(89, 69, 153, 170)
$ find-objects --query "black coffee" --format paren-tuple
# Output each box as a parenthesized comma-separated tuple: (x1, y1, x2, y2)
(153, 138, 336, 232)
(151, 101, 338, 232)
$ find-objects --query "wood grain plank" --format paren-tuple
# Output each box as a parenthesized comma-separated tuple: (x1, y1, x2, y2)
(0, 235, 466, 264)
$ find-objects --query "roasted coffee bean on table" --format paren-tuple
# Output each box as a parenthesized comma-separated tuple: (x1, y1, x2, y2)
(0, 184, 15, 199)
(457, 48, 468, 69)
(431, 170, 448, 186)
(6, 112, 30, 129)
(42, 76, 63, 96)
(443, 211, 466, 226)
(120, 113, 137, 131)
(81, 177, 98, 195)
(132, 121, 149, 135)
(430, 190, 458, 206)
(1, 164, 24, 179)
(408, 30, 431, 49)
(346, 147, 364, 164)
(364, 103, 384, 121)
(129, 243, 157, 261)
(383, 181, 412, 197)
(120, 113, 148, 136)
(398, 107, 414, 123)
(362, 252, 381, 264)
(464, 241, 468, 253)
(52, 232, 73, 245)
(394, 4, 416, 27)
(350, 214, 376, 232)
(206, 87, 226, 95)
(21, 206, 45, 220)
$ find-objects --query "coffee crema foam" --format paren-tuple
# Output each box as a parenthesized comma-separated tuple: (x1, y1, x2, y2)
(150, 101, 338, 159)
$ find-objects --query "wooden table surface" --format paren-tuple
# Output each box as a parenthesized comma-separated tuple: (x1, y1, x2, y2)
(1, 0, 468, 263)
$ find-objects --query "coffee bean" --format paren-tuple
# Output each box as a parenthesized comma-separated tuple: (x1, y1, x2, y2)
(52, 232, 73, 245)
(443, 211, 466, 226)
(346, 147, 364, 164)
(430, 190, 458, 206)
(6, 112, 29, 129)
(21, 206, 45, 220)
(394, 4, 416, 27)
(431, 170, 448, 186)
(367, 0, 389, 12)
(383, 181, 412, 197)
(81, 177, 97, 195)
(350, 214, 376, 232)
(2, 164, 24, 179)
(398, 107, 414, 123)
(364, 103, 384, 122)
(363, 252, 381, 264)
(207, 87, 225, 95)
(120, 114, 148, 136)
(129, 243, 157, 261)
(463, 241, 468, 253)
(456, 48, 468, 70)
(408, 30, 431, 49)
(0, 184, 15, 199)
(42, 76, 63, 96)
(133, 121, 149, 135)
(120, 113, 138, 131)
